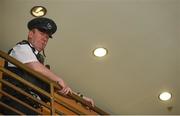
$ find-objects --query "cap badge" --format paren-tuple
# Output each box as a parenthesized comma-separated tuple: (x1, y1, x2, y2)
(47, 23, 52, 29)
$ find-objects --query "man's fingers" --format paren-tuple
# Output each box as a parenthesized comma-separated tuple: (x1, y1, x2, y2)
(59, 86, 72, 95)
(88, 99, 94, 107)
(82, 96, 95, 107)
(91, 100, 95, 107)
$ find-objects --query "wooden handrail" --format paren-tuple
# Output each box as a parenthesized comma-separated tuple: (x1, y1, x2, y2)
(0, 50, 54, 84)
(0, 102, 24, 115)
(0, 67, 51, 98)
(0, 78, 50, 109)
(1, 90, 43, 114)
(0, 49, 108, 115)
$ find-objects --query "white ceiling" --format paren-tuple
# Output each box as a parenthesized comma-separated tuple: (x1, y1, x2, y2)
(0, 0, 180, 114)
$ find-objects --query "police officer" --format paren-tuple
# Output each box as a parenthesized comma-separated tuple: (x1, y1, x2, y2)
(1, 17, 94, 114)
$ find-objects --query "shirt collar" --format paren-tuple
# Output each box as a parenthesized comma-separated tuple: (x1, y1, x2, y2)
(29, 43, 39, 55)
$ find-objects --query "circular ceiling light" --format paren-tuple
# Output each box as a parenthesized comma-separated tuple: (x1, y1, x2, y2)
(159, 92, 172, 101)
(93, 47, 107, 57)
(30, 6, 47, 17)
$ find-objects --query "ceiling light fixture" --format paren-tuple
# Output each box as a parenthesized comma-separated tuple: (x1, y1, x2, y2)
(30, 6, 47, 17)
(159, 92, 172, 101)
(93, 47, 107, 57)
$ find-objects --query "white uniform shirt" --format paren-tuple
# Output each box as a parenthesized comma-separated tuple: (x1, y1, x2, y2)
(7, 43, 42, 100)
(8, 44, 38, 67)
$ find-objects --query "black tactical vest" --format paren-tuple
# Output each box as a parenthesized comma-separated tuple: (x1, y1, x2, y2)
(3, 40, 50, 103)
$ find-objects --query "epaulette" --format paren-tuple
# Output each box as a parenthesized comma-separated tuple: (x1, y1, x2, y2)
(16, 40, 29, 45)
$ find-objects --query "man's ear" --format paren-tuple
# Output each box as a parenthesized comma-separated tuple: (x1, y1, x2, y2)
(28, 30, 33, 39)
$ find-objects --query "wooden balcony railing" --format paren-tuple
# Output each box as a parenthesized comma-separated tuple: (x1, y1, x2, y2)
(0, 50, 108, 115)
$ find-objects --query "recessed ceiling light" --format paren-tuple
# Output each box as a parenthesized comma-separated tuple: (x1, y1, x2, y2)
(159, 92, 172, 101)
(93, 47, 107, 57)
(30, 6, 47, 17)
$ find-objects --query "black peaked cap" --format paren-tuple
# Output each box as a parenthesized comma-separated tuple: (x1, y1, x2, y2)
(28, 17, 57, 38)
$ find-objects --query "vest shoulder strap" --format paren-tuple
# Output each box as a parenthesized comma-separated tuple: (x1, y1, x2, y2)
(6, 40, 44, 65)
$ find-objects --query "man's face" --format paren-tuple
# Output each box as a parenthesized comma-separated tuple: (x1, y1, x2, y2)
(28, 29, 49, 52)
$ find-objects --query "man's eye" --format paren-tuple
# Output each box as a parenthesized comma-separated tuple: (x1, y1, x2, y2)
(40, 32, 44, 35)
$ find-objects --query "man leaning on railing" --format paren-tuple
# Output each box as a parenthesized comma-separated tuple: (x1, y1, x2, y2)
(1, 17, 94, 115)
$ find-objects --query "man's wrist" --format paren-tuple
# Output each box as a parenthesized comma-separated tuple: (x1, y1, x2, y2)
(56, 80, 63, 88)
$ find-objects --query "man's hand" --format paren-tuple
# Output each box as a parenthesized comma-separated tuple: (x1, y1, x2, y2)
(82, 96, 95, 107)
(57, 81, 72, 95)
(75, 92, 95, 107)
(56, 80, 94, 107)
